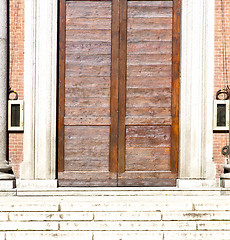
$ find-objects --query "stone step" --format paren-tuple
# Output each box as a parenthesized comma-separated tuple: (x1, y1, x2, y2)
(14, 187, 230, 196)
(0, 195, 230, 239)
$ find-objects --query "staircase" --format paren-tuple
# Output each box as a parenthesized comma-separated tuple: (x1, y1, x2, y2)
(0, 188, 230, 239)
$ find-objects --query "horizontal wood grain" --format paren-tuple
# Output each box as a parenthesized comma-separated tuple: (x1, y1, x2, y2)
(126, 147, 170, 171)
(65, 87, 110, 98)
(65, 76, 110, 88)
(65, 106, 110, 117)
(66, 54, 111, 66)
(66, 18, 111, 30)
(128, 29, 172, 42)
(64, 126, 110, 172)
(58, 172, 117, 187)
(118, 177, 176, 187)
(64, 160, 109, 171)
(125, 116, 172, 125)
(65, 97, 110, 107)
(126, 107, 171, 117)
(128, 17, 172, 30)
(127, 41, 172, 54)
(66, 29, 111, 42)
(67, 2, 111, 18)
(127, 65, 171, 77)
(127, 77, 171, 88)
(127, 54, 171, 65)
(128, 2, 172, 18)
(127, 87, 171, 97)
(66, 65, 111, 77)
(126, 126, 171, 148)
(64, 117, 111, 126)
(66, 41, 111, 55)
(127, 96, 171, 108)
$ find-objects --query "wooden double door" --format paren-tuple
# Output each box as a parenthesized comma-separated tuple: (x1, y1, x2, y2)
(58, 0, 180, 186)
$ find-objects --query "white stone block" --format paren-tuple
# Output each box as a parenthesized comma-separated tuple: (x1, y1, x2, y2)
(0, 180, 15, 189)
(6, 231, 92, 240)
(60, 201, 193, 212)
(0, 213, 8, 221)
(0, 233, 4, 240)
(94, 212, 161, 221)
(0, 222, 58, 231)
(60, 221, 196, 231)
(94, 231, 163, 240)
(221, 179, 230, 188)
(164, 231, 230, 240)
(177, 179, 219, 188)
(9, 212, 93, 221)
(194, 201, 230, 211)
(16, 180, 57, 189)
(162, 211, 230, 221)
(197, 221, 230, 230)
(0, 190, 16, 196)
(0, 201, 59, 212)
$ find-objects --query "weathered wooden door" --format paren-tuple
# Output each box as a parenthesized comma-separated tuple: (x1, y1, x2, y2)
(58, 0, 180, 187)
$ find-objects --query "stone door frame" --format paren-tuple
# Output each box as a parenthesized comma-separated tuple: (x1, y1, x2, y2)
(19, 0, 216, 186)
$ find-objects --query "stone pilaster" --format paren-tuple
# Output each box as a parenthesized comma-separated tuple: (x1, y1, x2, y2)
(179, 0, 216, 180)
(21, 0, 57, 180)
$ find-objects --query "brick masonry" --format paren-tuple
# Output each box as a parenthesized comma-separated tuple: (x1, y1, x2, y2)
(9, 0, 24, 178)
(8, 0, 230, 179)
(214, 0, 230, 177)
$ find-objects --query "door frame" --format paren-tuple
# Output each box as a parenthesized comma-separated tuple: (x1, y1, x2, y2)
(57, 0, 181, 177)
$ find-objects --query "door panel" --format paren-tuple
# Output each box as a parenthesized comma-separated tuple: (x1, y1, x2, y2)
(58, 0, 117, 186)
(117, 1, 176, 186)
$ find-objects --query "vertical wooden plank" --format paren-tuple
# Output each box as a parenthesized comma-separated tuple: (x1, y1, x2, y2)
(171, 0, 180, 173)
(109, 0, 120, 173)
(58, 0, 66, 172)
(118, 0, 127, 173)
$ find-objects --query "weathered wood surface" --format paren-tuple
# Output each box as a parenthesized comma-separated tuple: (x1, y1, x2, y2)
(171, 0, 180, 173)
(60, 1, 114, 186)
(109, 0, 120, 173)
(58, 0, 66, 172)
(64, 126, 110, 171)
(59, 0, 180, 187)
(126, 147, 170, 171)
(118, 1, 176, 187)
(58, 172, 117, 187)
(64, 117, 111, 126)
(117, 0, 127, 173)
(126, 126, 171, 148)
(125, 116, 172, 125)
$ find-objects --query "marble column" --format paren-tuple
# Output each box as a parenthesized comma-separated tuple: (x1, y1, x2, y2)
(0, 0, 14, 179)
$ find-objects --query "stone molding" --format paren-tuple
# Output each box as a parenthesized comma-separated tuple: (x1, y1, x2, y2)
(21, 0, 57, 179)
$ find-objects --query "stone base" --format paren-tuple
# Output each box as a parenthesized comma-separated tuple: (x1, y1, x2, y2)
(0, 180, 16, 189)
(177, 179, 220, 188)
(16, 180, 58, 190)
(221, 179, 230, 188)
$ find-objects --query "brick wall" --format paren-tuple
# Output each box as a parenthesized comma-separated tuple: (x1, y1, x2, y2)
(9, 0, 24, 178)
(214, 0, 230, 177)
